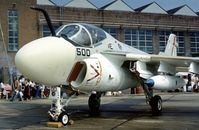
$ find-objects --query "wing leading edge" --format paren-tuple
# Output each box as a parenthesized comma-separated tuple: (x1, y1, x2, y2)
(126, 53, 199, 66)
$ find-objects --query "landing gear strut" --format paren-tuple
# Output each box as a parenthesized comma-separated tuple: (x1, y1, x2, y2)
(142, 80, 162, 115)
(48, 86, 75, 126)
(88, 92, 101, 116)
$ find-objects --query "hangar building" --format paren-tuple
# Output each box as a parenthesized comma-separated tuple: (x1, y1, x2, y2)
(0, 0, 199, 82)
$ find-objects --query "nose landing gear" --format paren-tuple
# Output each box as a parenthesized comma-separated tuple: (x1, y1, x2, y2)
(48, 86, 75, 126)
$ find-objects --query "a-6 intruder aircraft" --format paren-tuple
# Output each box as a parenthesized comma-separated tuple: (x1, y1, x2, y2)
(15, 7, 199, 125)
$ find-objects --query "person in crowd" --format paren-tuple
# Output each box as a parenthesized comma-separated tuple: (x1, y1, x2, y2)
(44, 86, 50, 97)
(0, 82, 4, 99)
(30, 81, 36, 99)
(9, 75, 49, 101)
(186, 74, 192, 92)
(23, 79, 31, 101)
(193, 74, 199, 92)
(40, 84, 45, 98)
(10, 77, 22, 101)
(35, 83, 41, 98)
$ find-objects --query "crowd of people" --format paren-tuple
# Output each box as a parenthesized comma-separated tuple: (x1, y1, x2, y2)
(0, 75, 50, 101)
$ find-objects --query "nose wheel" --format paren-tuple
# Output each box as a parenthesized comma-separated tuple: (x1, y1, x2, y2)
(58, 112, 69, 126)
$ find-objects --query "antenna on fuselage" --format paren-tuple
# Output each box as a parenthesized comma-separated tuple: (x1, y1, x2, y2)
(30, 6, 56, 36)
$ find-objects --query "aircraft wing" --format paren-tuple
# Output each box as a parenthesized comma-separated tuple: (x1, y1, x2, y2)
(103, 51, 199, 65)
(102, 51, 199, 75)
(126, 53, 199, 66)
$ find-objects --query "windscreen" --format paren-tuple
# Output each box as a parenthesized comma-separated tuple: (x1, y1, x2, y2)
(82, 24, 107, 45)
(57, 25, 91, 47)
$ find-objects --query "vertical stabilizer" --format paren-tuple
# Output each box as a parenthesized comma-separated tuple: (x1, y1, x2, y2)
(160, 34, 178, 56)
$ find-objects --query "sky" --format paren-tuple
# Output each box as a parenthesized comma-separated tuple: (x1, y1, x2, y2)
(50, 0, 199, 12)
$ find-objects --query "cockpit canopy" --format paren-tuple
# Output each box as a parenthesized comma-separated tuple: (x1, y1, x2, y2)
(56, 23, 107, 47)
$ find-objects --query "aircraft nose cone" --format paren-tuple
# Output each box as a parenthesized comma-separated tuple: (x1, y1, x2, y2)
(15, 37, 76, 85)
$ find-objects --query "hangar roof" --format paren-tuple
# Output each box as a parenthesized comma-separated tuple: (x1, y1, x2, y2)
(64, 0, 97, 9)
(101, 0, 134, 12)
(135, 2, 167, 14)
(49, 0, 70, 6)
(37, 0, 199, 16)
(37, 0, 55, 5)
(167, 5, 197, 16)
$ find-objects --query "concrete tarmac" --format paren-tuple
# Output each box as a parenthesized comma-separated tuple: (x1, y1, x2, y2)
(0, 93, 199, 130)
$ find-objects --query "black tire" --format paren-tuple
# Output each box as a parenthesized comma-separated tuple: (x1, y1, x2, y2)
(149, 95, 162, 115)
(58, 112, 69, 126)
(88, 94, 101, 115)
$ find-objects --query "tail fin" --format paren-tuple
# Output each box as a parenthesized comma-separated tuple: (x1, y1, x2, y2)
(159, 33, 178, 56)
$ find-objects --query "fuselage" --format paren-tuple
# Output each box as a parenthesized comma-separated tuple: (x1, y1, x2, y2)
(15, 23, 147, 90)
